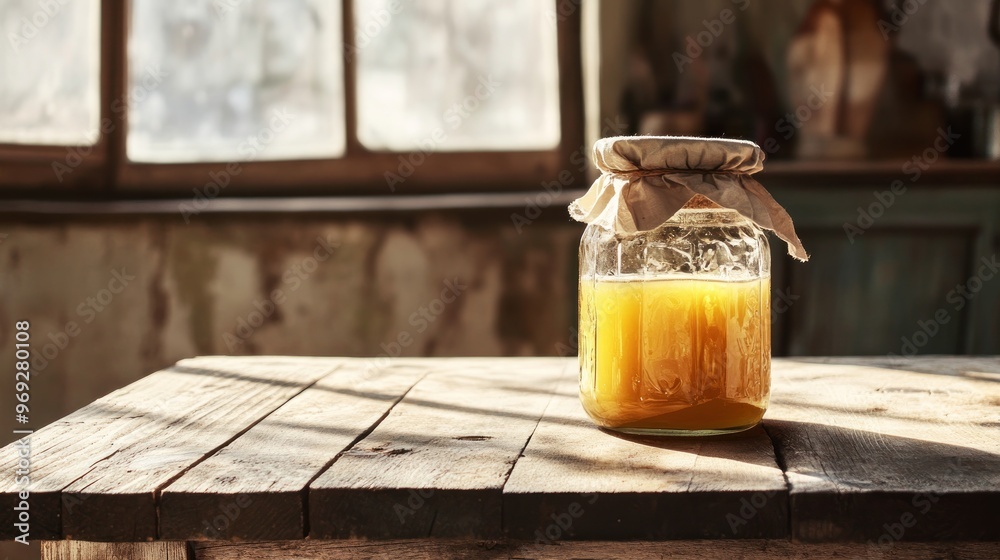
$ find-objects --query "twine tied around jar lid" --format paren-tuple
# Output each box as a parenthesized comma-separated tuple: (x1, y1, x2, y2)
(568, 136, 809, 262)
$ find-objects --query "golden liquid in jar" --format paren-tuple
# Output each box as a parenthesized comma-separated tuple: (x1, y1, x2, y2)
(579, 276, 771, 434)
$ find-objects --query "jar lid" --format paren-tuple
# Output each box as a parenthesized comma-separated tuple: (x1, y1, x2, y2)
(593, 136, 765, 175)
(569, 136, 809, 262)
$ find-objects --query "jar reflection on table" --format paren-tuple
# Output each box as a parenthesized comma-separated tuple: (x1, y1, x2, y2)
(578, 206, 772, 435)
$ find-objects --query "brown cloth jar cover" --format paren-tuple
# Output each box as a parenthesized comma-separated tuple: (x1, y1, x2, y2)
(569, 136, 810, 262)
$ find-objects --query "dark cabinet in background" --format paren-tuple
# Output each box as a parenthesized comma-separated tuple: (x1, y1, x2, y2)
(767, 184, 1000, 356)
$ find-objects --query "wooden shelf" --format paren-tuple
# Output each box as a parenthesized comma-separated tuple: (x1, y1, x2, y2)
(762, 158, 1000, 185)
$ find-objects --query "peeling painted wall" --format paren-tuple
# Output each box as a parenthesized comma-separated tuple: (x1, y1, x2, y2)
(6, 187, 997, 441)
(0, 213, 583, 438)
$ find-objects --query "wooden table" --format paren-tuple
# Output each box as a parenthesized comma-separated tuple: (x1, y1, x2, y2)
(2, 356, 998, 559)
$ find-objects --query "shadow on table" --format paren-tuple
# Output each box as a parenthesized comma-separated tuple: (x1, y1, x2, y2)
(157, 360, 1000, 483)
(597, 418, 999, 476)
(170, 364, 584, 426)
(787, 356, 1000, 383)
(505, 403, 1000, 542)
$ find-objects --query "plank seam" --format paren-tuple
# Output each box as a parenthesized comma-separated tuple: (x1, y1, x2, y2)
(760, 420, 793, 541)
(152, 361, 347, 540)
(51, 446, 127, 538)
(301, 366, 434, 538)
(496, 360, 570, 538)
(426, 508, 440, 538)
(44, 380, 210, 537)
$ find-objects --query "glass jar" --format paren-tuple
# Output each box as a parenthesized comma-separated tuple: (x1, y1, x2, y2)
(578, 200, 772, 435)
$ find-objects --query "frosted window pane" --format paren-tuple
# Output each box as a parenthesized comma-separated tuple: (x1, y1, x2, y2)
(354, 0, 561, 151)
(127, 0, 345, 163)
(0, 0, 101, 145)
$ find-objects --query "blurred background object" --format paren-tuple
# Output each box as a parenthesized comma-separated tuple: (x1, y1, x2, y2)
(612, 0, 1000, 159)
(0, 0, 998, 455)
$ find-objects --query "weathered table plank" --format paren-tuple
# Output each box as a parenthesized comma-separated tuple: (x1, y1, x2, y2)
(41, 541, 189, 560)
(159, 360, 429, 540)
(8, 355, 1000, 552)
(308, 358, 569, 539)
(765, 357, 1000, 543)
(503, 375, 788, 540)
(58, 357, 344, 541)
(190, 539, 1000, 560)
(0, 362, 243, 540)
(0, 357, 335, 540)
(194, 539, 506, 560)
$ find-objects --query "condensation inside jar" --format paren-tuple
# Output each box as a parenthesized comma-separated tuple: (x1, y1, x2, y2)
(578, 207, 772, 435)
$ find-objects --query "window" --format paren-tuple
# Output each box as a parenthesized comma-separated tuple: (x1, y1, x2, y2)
(0, 0, 101, 146)
(0, 0, 583, 194)
(0, 0, 106, 190)
(127, 0, 347, 163)
(353, 0, 561, 152)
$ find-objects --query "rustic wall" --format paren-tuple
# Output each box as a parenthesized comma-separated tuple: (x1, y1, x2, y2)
(0, 212, 582, 439)
(3, 183, 999, 443)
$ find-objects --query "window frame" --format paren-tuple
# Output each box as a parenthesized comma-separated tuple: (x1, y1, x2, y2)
(0, 0, 116, 192)
(0, 0, 585, 197)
